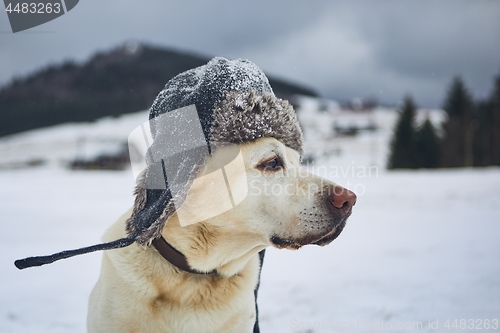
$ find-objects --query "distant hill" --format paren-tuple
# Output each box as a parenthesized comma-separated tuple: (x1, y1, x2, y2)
(0, 43, 317, 137)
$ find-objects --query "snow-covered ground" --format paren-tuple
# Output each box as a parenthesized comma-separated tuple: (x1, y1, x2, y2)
(1, 99, 499, 333)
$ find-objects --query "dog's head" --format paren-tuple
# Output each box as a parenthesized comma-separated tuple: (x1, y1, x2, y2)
(126, 57, 356, 251)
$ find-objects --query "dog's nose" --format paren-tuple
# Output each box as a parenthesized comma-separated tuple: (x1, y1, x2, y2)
(330, 186, 357, 212)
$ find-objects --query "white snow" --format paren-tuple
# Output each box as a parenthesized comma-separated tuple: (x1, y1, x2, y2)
(1, 99, 499, 333)
(0, 111, 149, 169)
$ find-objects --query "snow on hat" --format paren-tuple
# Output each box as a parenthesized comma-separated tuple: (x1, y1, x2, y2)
(15, 57, 303, 269)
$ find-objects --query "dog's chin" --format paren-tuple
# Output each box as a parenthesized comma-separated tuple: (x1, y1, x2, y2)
(270, 218, 348, 250)
(312, 219, 347, 246)
(270, 236, 303, 250)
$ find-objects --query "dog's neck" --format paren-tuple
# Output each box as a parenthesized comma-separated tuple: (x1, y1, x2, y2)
(160, 214, 268, 278)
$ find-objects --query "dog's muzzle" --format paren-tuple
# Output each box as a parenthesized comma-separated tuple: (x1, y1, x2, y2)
(271, 185, 357, 249)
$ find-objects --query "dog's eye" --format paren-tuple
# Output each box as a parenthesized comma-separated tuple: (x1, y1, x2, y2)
(258, 157, 283, 171)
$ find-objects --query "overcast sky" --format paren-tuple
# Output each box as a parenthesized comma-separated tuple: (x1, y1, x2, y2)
(1, 0, 499, 108)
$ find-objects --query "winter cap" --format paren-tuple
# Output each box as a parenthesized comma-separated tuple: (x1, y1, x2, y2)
(15, 57, 303, 269)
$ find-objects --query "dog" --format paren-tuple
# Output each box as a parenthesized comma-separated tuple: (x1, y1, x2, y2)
(11, 57, 356, 333)
(87, 136, 356, 333)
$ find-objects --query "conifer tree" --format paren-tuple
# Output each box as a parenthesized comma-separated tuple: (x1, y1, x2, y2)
(415, 117, 440, 168)
(491, 74, 500, 165)
(388, 95, 418, 169)
(440, 76, 474, 167)
(474, 99, 493, 166)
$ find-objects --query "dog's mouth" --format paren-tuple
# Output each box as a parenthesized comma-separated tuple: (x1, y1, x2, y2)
(271, 215, 349, 249)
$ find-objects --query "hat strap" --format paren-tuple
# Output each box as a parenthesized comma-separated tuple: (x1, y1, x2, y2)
(14, 236, 136, 269)
(152, 236, 215, 275)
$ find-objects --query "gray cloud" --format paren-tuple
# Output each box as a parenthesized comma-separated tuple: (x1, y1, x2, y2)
(0, 0, 499, 108)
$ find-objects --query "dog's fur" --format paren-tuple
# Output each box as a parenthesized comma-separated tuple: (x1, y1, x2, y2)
(88, 137, 353, 333)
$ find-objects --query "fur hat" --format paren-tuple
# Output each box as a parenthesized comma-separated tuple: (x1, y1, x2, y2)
(15, 57, 303, 269)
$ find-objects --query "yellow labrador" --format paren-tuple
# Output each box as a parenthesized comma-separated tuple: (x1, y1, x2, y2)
(87, 137, 356, 333)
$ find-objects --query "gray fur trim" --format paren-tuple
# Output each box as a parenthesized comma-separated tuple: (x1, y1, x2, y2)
(125, 178, 147, 244)
(210, 91, 303, 156)
(125, 183, 177, 247)
(126, 173, 196, 247)
(134, 200, 177, 246)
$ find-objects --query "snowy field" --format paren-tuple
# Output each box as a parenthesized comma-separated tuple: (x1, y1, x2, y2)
(1, 100, 499, 333)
